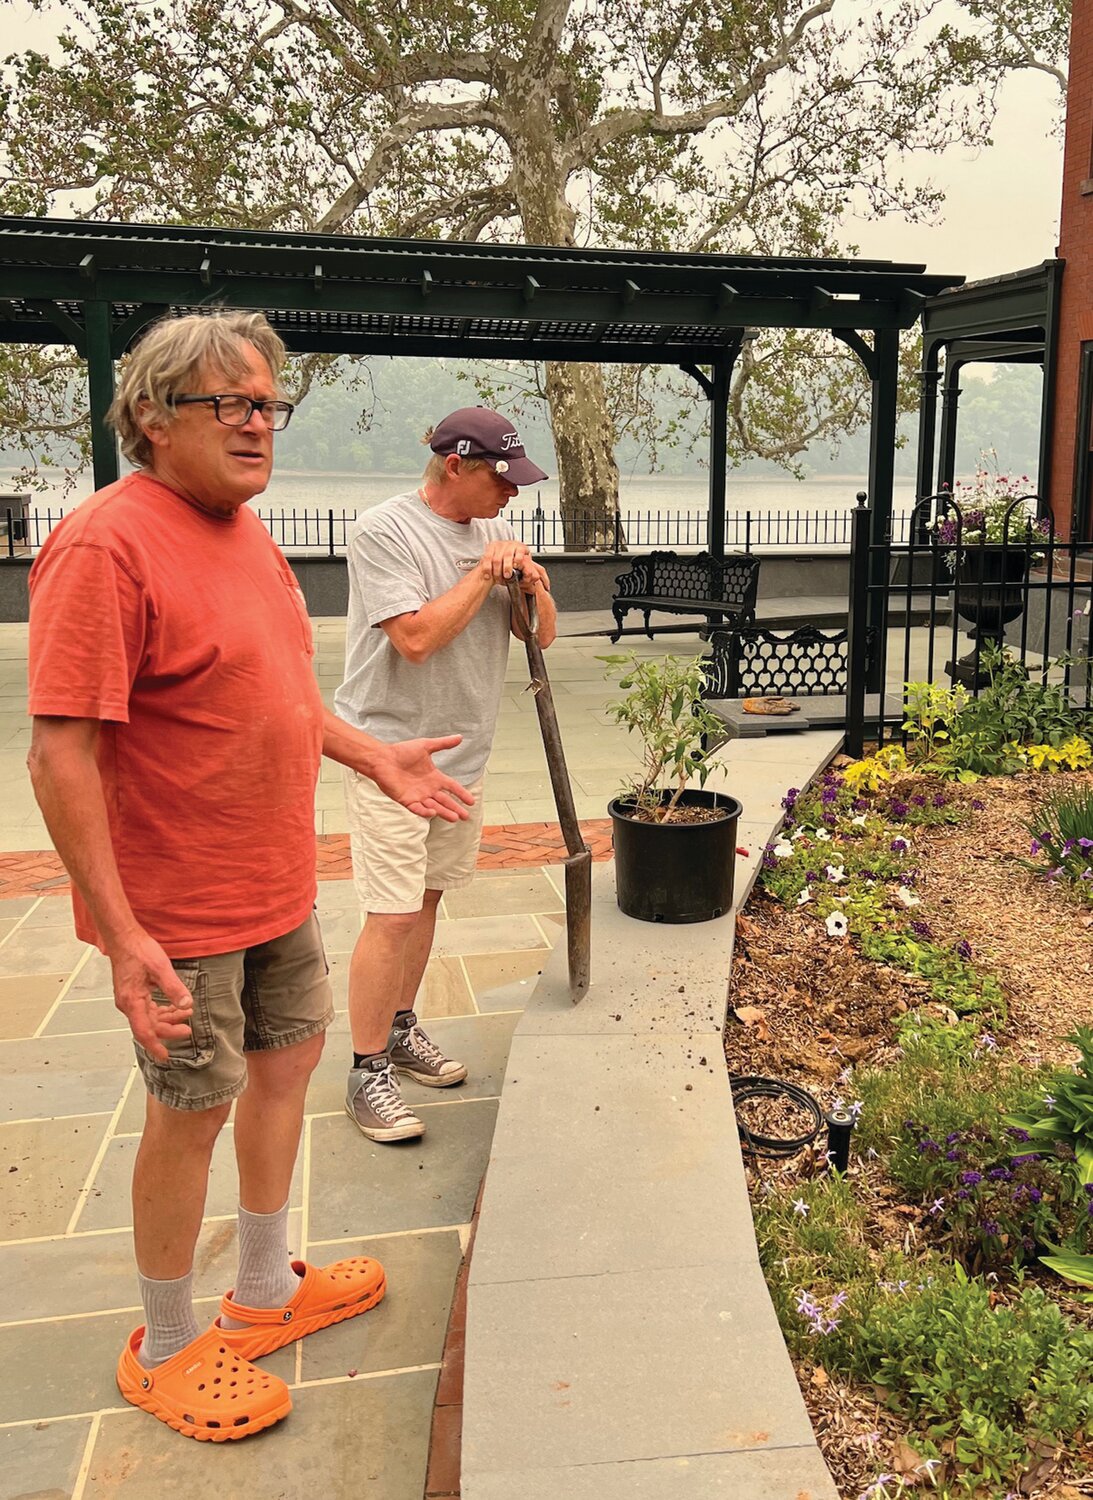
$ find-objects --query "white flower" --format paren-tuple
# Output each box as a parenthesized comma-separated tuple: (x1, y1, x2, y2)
(815, 828, 832, 842)
(790, 826, 807, 841)
(772, 840, 795, 859)
(796, 887, 812, 906)
(825, 911, 848, 938)
(825, 863, 846, 882)
(792, 1198, 810, 1217)
(895, 886, 920, 908)
(851, 814, 868, 827)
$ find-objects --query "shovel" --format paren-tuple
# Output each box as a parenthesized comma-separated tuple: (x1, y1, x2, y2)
(506, 573, 592, 1001)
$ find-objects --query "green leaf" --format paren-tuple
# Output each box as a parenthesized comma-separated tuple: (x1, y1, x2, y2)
(1039, 1248, 1093, 1288)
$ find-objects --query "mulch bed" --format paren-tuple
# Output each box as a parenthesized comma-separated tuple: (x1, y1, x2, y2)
(724, 769, 1093, 1500)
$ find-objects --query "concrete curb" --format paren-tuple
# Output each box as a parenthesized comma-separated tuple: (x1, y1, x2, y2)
(461, 734, 844, 1498)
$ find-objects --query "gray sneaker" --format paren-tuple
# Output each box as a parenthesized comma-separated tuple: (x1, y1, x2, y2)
(389, 1012, 468, 1089)
(345, 1055, 425, 1142)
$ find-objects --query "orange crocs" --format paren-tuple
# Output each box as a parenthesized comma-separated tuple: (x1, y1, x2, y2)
(116, 1324, 292, 1441)
(218, 1256, 386, 1360)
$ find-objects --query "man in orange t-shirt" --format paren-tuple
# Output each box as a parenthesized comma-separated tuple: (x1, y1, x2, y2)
(27, 310, 473, 1443)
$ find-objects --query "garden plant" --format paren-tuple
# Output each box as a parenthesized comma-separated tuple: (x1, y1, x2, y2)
(730, 678, 1093, 1498)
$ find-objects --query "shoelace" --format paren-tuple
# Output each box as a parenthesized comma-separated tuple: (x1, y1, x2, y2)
(360, 1064, 416, 1124)
(398, 1024, 446, 1066)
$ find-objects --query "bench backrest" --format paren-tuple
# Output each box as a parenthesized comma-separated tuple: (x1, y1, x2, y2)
(615, 551, 760, 612)
(702, 625, 850, 699)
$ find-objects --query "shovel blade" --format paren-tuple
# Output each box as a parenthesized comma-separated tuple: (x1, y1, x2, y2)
(563, 850, 592, 1001)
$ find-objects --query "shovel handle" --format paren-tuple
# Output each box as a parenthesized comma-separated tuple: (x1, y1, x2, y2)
(506, 572, 539, 638)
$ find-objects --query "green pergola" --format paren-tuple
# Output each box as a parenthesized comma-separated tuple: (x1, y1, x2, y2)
(917, 261, 1062, 505)
(0, 215, 961, 576)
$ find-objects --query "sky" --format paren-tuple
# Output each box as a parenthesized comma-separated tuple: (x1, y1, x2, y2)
(5, 0, 1066, 285)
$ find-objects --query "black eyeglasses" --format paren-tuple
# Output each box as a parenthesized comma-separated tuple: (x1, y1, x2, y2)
(170, 394, 296, 431)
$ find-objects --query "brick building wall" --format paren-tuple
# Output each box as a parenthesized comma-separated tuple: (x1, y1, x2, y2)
(1051, 2, 1093, 539)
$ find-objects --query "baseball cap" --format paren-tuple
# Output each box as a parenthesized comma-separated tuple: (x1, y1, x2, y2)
(429, 407, 549, 486)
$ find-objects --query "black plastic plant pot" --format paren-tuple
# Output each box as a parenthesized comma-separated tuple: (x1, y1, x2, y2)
(609, 787, 743, 924)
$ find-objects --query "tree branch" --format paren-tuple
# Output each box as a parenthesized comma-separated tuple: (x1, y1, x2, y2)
(564, 0, 834, 170)
(316, 100, 508, 231)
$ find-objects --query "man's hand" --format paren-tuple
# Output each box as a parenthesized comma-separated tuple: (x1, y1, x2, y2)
(109, 930, 194, 1063)
(370, 736, 476, 822)
(516, 559, 551, 595)
(478, 539, 532, 584)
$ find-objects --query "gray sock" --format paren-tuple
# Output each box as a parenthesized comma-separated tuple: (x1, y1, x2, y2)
(222, 1202, 301, 1326)
(137, 1270, 200, 1368)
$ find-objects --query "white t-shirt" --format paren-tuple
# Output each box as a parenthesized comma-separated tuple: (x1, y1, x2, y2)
(334, 490, 514, 784)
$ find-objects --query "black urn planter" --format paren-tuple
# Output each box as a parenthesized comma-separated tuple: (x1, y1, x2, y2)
(609, 787, 742, 924)
(948, 545, 1031, 688)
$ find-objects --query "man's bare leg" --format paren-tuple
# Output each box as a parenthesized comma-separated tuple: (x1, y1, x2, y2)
(347, 889, 442, 1054)
(234, 1034, 324, 1212)
(222, 1033, 325, 1320)
(131, 1094, 231, 1362)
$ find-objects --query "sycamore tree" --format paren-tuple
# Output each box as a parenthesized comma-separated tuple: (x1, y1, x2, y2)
(0, 0, 1070, 537)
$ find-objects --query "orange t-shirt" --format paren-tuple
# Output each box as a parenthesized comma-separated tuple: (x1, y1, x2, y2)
(28, 472, 325, 958)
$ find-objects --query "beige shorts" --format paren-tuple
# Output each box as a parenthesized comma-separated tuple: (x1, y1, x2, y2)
(344, 769, 486, 913)
(135, 912, 334, 1112)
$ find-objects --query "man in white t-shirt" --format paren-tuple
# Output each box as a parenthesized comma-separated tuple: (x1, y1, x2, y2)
(335, 408, 557, 1141)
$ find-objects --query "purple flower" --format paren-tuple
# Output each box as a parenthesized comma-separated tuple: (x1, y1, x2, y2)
(821, 786, 838, 805)
(1007, 1127, 1031, 1142)
(852, 797, 869, 812)
(1030, 838, 1042, 855)
(911, 794, 926, 807)
(945, 1149, 961, 1161)
(889, 800, 909, 818)
(980, 1220, 1000, 1236)
(955, 1188, 970, 1200)
(960, 1170, 983, 1186)
(932, 793, 947, 808)
(891, 837, 909, 854)
(1079, 838, 1093, 851)
(971, 798, 985, 810)
(1010, 1153, 1041, 1166)
(910, 920, 932, 938)
(903, 1119, 916, 1131)
(987, 1167, 1013, 1181)
(805, 871, 818, 883)
(945, 1132, 962, 1145)
(1027, 1186, 1043, 1204)
(955, 939, 973, 960)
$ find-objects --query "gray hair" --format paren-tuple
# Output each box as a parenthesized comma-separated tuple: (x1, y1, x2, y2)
(421, 429, 487, 486)
(108, 310, 287, 467)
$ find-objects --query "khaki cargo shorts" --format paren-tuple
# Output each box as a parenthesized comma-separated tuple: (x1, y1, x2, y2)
(343, 768, 486, 913)
(135, 911, 334, 1112)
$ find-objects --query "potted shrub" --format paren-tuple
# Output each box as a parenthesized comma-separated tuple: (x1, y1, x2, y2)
(933, 465, 1051, 688)
(600, 651, 742, 923)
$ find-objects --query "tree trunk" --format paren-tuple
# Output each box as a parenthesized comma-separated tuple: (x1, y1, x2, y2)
(544, 359, 621, 551)
(507, 98, 622, 551)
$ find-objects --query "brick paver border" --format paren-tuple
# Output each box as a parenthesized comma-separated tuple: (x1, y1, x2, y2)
(0, 821, 616, 901)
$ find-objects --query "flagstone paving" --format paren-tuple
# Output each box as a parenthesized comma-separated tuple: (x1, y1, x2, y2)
(0, 616, 843, 1498)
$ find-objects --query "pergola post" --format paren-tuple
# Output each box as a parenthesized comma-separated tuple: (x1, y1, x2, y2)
(936, 355, 963, 495)
(915, 342, 941, 500)
(867, 326, 901, 690)
(85, 300, 119, 491)
(707, 354, 732, 562)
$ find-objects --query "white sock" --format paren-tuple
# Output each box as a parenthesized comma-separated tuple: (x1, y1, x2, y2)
(222, 1202, 301, 1326)
(137, 1270, 199, 1367)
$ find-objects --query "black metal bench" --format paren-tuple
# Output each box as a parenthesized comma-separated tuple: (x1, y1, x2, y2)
(610, 550, 760, 642)
(701, 624, 850, 700)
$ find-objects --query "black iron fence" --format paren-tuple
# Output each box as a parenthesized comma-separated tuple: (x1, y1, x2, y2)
(845, 491, 1093, 756)
(4, 501, 925, 558)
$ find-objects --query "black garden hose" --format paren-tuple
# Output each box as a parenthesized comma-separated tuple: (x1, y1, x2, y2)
(730, 1074, 825, 1160)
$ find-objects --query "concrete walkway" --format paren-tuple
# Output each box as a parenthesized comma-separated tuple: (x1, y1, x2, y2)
(462, 739, 844, 1500)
